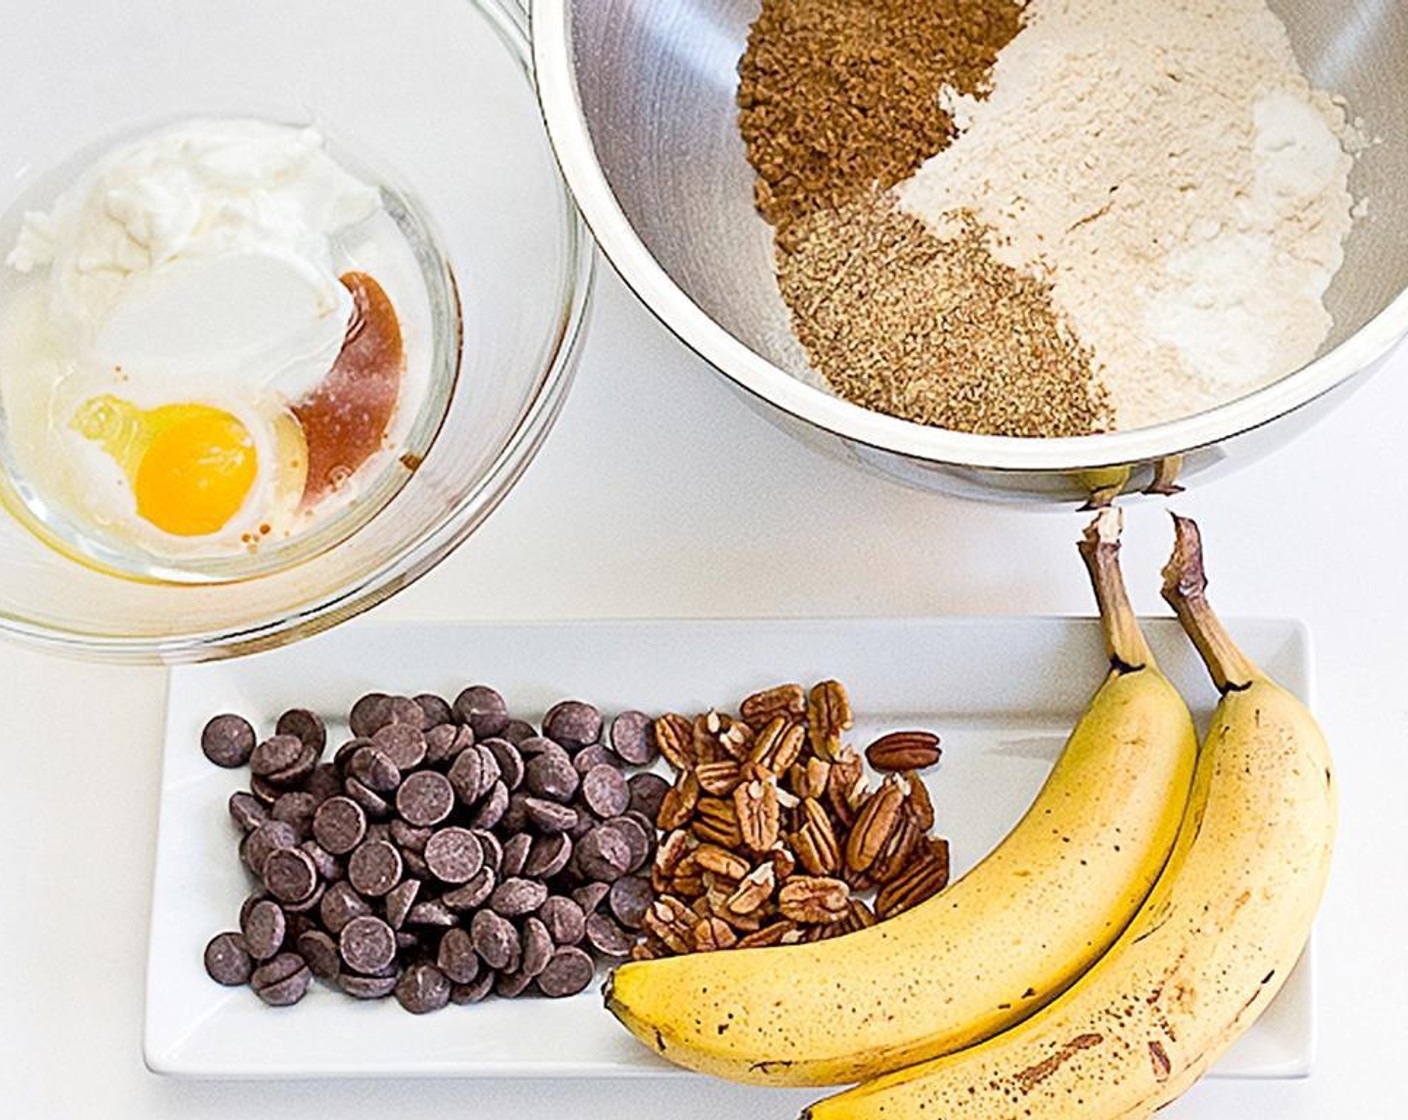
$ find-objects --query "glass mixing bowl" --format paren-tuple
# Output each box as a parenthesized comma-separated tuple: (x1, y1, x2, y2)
(0, 0, 593, 661)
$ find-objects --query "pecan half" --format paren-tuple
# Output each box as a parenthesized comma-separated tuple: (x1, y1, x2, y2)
(902, 771, 936, 832)
(695, 843, 750, 882)
(740, 683, 806, 731)
(826, 747, 866, 827)
(692, 796, 742, 848)
(871, 816, 924, 884)
(657, 770, 700, 831)
(644, 895, 696, 954)
(723, 863, 776, 916)
(692, 916, 738, 952)
(735, 777, 780, 853)
(693, 712, 723, 767)
(807, 680, 853, 761)
(865, 730, 942, 772)
(793, 797, 842, 875)
(845, 776, 906, 873)
(749, 717, 806, 775)
(696, 759, 743, 796)
(735, 919, 800, 949)
(875, 839, 950, 918)
(788, 757, 831, 801)
(652, 712, 696, 771)
(778, 876, 850, 924)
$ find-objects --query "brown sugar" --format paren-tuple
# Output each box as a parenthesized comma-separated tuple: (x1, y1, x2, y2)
(737, 0, 1024, 232)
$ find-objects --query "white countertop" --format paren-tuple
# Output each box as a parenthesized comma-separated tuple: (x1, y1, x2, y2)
(3, 268, 1407, 1116)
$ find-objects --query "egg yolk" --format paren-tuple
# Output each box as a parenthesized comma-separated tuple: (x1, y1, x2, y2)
(72, 396, 259, 537)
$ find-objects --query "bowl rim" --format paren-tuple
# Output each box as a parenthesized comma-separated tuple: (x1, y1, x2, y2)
(529, 0, 1408, 473)
(0, 0, 597, 664)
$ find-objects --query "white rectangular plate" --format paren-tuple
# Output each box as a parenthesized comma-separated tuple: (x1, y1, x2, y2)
(146, 616, 1315, 1079)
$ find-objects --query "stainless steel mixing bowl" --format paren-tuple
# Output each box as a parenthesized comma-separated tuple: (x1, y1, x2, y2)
(530, 0, 1408, 501)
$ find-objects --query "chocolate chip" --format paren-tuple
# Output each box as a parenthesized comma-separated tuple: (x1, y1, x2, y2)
(251, 952, 311, 1006)
(442, 867, 495, 912)
(389, 818, 432, 854)
(348, 746, 400, 793)
(297, 929, 341, 980)
(447, 747, 495, 807)
(384, 878, 421, 930)
(275, 708, 327, 755)
(333, 736, 371, 775)
(501, 719, 537, 745)
(494, 969, 534, 998)
(539, 896, 586, 946)
(543, 700, 603, 748)
(608, 875, 653, 930)
(470, 909, 519, 972)
(610, 710, 656, 765)
(249, 774, 283, 805)
(468, 780, 509, 830)
(396, 770, 455, 827)
(581, 764, 630, 819)
(480, 738, 524, 791)
(453, 685, 509, 738)
(228, 790, 268, 833)
(520, 917, 554, 978)
(263, 846, 319, 904)
(424, 827, 483, 884)
(523, 797, 578, 834)
(490, 877, 548, 917)
(395, 962, 451, 1014)
(627, 772, 670, 821)
(436, 927, 480, 984)
(349, 693, 393, 738)
(516, 735, 560, 759)
(500, 832, 532, 878)
(266, 742, 319, 787)
(339, 972, 398, 999)
(312, 796, 367, 855)
(602, 815, 653, 873)
(306, 763, 342, 803)
(424, 723, 472, 767)
(204, 932, 253, 985)
(271, 791, 319, 838)
(372, 722, 426, 770)
(471, 829, 503, 875)
(282, 881, 326, 914)
(536, 946, 595, 997)
(523, 833, 572, 879)
(340, 914, 397, 975)
(242, 820, 298, 876)
(319, 881, 371, 934)
(572, 882, 609, 915)
(572, 743, 618, 775)
(576, 826, 632, 883)
(386, 695, 426, 728)
(450, 972, 496, 1004)
(343, 777, 390, 819)
(396, 930, 424, 953)
(524, 747, 580, 803)
(250, 734, 305, 777)
(406, 899, 456, 927)
(414, 693, 454, 729)
(585, 912, 633, 958)
(348, 839, 403, 897)
(202, 714, 255, 768)
(300, 839, 341, 882)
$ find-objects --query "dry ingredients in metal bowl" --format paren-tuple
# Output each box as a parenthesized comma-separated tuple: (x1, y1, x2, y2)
(739, 0, 1364, 436)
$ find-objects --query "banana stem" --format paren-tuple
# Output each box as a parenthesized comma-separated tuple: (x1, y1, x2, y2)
(1078, 507, 1155, 672)
(1160, 514, 1260, 692)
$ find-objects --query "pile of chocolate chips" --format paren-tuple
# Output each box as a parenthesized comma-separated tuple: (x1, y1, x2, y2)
(201, 687, 669, 1013)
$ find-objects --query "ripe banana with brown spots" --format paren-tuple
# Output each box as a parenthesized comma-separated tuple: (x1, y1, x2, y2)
(804, 514, 1336, 1120)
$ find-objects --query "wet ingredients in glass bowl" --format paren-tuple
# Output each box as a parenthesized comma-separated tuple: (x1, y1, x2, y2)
(0, 116, 459, 582)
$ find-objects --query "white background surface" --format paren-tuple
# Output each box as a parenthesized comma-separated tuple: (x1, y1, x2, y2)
(3, 263, 1408, 1115)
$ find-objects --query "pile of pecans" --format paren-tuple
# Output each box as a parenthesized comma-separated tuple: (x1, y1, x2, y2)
(636, 680, 951, 958)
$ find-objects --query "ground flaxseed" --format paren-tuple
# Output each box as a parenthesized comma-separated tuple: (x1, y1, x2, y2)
(776, 193, 1112, 438)
(737, 0, 1023, 233)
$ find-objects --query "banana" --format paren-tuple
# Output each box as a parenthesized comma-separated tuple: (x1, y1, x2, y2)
(804, 513, 1336, 1120)
(604, 509, 1197, 1087)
